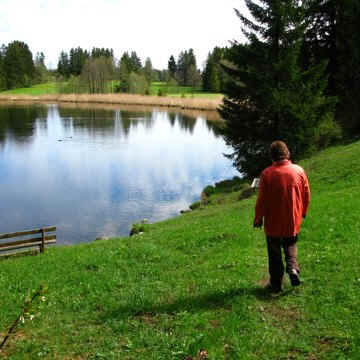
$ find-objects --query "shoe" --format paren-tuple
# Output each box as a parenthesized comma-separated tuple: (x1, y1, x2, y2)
(289, 269, 300, 286)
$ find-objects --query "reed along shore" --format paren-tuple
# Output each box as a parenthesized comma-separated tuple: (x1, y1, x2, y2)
(0, 93, 223, 111)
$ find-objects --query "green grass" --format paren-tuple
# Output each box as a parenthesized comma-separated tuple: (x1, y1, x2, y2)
(1, 141, 360, 359)
(0, 83, 58, 95)
(1, 81, 222, 99)
(149, 82, 222, 98)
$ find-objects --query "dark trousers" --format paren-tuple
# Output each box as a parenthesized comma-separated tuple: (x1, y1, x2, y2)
(266, 235, 300, 289)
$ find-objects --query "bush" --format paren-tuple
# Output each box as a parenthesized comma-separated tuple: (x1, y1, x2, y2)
(215, 176, 244, 193)
(129, 72, 149, 95)
(129, 222, 150, 236)
(157, 88, 167, 97)
(315, 115, 343, 148)
(203, 185, 215, 197)
(189, 201, 201, 210)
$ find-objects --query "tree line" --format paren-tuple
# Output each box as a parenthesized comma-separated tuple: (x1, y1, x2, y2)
(0, 41, 49, 91)
(219, 0, 360, 178)
(0, 39, 222, 95)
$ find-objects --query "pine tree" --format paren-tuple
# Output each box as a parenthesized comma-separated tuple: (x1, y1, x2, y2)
(4, 41, 35, 89)
(57, 51, 70, 78)
(144, 57, 153, 84)
(168, 55, 177, 79)
(0, 45, 6, 90)
(219, 0, 336, 178)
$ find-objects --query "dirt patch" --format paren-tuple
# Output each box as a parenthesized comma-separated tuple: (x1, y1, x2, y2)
(209, 319, 220, 328)
(266, 305, 300, 321)
(134, 312, 158, 326)
(258, 276, 269, 287)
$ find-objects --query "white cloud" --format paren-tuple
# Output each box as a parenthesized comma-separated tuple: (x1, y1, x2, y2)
(1, 0, 247, 69)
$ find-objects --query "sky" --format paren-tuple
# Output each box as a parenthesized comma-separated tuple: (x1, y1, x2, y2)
(0, 0, 248, 70)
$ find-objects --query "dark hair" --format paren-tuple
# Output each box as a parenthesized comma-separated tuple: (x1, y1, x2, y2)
(270, 141, 290, 161)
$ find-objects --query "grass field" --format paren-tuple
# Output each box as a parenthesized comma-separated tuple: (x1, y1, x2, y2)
(0, 82, 222, 99)
(0, 141, 360, 359)
(0, 83, 58, 96)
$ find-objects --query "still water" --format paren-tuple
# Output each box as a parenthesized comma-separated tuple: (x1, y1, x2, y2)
(0, 102, 237, 245)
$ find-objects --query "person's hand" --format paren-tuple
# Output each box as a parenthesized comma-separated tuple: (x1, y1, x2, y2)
(253, 219, 263, 229)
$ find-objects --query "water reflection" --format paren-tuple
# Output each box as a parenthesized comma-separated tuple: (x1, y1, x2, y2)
(0, 102, 237, 244)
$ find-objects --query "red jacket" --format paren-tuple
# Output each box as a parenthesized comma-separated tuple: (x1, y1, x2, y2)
(254, 160, 310, 237)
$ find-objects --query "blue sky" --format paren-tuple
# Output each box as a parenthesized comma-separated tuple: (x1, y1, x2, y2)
(0, 0, 248, 69)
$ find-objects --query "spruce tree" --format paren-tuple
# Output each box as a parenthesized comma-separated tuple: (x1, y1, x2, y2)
(219, 0, 336, 178)
(4, 41, 35, 89)
(0, 45, 6, 90)
(168, 55, 177, 79)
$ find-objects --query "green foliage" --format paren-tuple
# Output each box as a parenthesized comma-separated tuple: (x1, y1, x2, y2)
(3, 41, 35, 89)
(0, 47, 6, 91)
(128, 72, 149, 95)
(57, 47, 113, 79)
(314, 114, 342, 148)
(144, 57, 153, 84)
(168, 55, 177, 78)
(176, 49, 200, 86)
(157, 87, 167, 97)
(80, 57, 114, 94)
(214, 176, 244, 193)
(202, 47, 227, 92)
(303, 1, 360, 135)
(219, 0, 336, 178)
(203, 185, 215, 197)
(56, 75, 84, 94)
(129, 222, 150, 236)
(189, 201, 201, 210)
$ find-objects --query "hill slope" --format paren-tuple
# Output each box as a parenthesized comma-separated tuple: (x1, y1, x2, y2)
(0, 141, 360, 359)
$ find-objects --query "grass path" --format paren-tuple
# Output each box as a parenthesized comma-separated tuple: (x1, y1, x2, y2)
(0, 141, 359, 359)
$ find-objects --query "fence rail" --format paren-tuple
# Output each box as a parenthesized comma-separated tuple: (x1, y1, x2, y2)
(0, 226, 57, 256)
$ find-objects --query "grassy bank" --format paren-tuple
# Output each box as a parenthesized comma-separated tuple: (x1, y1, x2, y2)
(1, 141, 360, 359)
(0, 83, 58, 96)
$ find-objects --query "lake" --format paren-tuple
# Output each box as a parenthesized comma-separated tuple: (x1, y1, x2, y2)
(0, 102, 238, 245)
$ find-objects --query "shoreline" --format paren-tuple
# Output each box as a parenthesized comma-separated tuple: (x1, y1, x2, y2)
(0, 93, 223, 112)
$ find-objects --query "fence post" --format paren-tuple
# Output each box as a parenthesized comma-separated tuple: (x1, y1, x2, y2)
(40, 228, 45, 253)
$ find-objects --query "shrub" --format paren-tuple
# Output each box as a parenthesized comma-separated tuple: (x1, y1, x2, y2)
(203, 185, 215, 197)
(129, 222, 150, 236)
(215, 176, 245, 193)
(157, 88, 167, 97)
(189, 201, 201, 210)
(314, 114, 342, 149)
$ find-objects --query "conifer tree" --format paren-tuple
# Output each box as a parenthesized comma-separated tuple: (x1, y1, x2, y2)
(0, 45, 6, 90)
(219, 0, 336, 178)
(4, 41, 35, 89)
(168, 55, 177, 79)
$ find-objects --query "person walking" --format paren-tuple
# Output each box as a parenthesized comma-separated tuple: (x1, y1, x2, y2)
(253, 141, 310, 293)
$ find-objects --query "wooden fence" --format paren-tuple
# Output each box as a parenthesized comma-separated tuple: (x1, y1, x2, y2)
(0, 226, 56, 256)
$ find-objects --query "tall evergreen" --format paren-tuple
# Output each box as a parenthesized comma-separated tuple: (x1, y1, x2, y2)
(0, 45, 6, 91)
(57, 51, 70, 77)
(144, 57, 153, 84)
(176, 49, 198, 86)
(334, 1, 360, 133)
(4, 41, 35, 88)
(219, 0, 336, 178)
(69, 47, 89, 76)
(129, 51, 142, 73)
(168, 55, 177, 79)
(202, 47, 226, 92)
